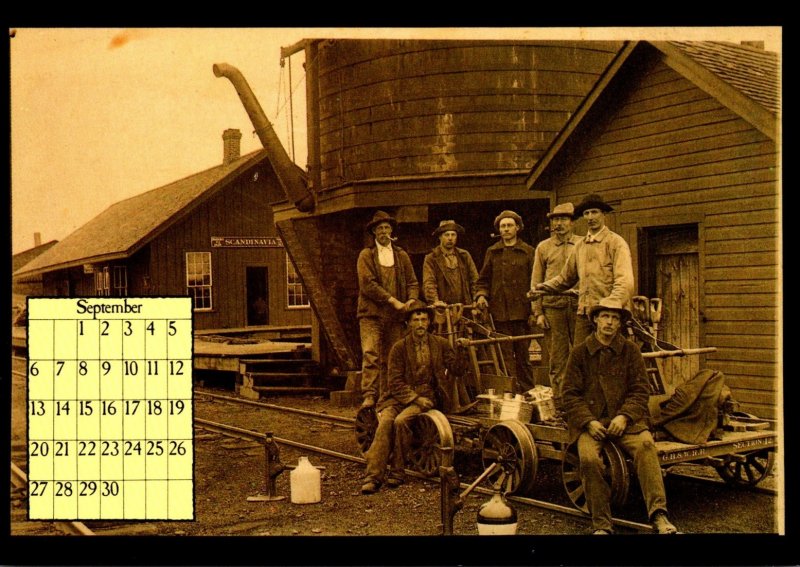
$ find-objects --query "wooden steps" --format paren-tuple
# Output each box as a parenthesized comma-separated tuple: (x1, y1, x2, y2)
(236, 351, 324, 400)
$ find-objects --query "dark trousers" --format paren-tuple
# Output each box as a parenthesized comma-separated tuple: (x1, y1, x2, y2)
(359, 317, 406, 399)
(542, 303, 577, 405)
(577, 430, 668, 532)
(364, 404, 422, 483)
(494, 319, 534, 393)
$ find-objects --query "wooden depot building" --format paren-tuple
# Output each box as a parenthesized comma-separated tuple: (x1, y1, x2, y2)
(13, 129, 313, 336)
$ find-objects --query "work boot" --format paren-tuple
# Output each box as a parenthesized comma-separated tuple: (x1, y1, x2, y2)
(651, 511, 677, 534)
(361, 395, 376, 409)
(360, 481, 380, 495)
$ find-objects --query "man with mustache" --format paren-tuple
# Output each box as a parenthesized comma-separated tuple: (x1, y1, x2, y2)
(360, 301, 458, 494)
(530, 202, 581, 410)
(357, 210, 419, 409)
(532, 193, 634, 349)
(562, 297, 678, 535)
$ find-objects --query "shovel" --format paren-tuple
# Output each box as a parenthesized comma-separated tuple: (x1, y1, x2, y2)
(649, 298, 662, 339)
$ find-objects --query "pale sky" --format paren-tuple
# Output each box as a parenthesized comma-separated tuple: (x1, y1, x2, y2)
(10, 27, 780, 254)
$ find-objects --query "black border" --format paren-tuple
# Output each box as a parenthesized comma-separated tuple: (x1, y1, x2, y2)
(4, 23, 794, 567)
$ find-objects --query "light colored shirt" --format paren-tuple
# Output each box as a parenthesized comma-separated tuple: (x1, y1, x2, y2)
(542, 225, 634, 315)
(531, 233, 581, 317)
(375, 240, 395, 267)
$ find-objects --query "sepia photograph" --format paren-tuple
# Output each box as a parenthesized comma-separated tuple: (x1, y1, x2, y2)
(7, 26, 787, 565)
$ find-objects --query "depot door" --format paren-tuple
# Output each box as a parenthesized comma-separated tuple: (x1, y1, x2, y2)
(246, 267, 269, 326)
(641, 225, 700, 392)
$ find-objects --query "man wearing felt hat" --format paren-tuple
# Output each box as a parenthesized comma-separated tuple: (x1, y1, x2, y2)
(422, 220, 480, 308)
(561, 297, 678, 535)
(533, 193, 634, 349)
(475, 210, 536, 393)
(361, 300, 460, 494)
(530, 202, 581, 409)
(357, 210, 420, 410)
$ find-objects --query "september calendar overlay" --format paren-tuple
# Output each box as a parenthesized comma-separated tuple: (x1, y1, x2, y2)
(26, 297, 194, 520)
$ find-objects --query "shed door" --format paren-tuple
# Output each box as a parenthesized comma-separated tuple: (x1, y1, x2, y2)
(246, 267, 269, 326)
(654, 228, 700, 392)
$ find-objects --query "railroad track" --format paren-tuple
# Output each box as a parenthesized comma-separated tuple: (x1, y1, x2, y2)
(194, 388, 780, 498)
(195, 388, 355, 426)
(11, 359, 778, 534)
(193, 415, 655, 533)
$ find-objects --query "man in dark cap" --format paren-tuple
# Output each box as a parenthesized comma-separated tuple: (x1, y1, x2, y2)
(533, 193, 634, 348)
(475, 210, 536, 393)
(531, 202, 581, 409)
(357, 210, 419, 409)
(361, 300, 459, 494)
(422, 220, 480, 308)
(562, 297, 677, 535)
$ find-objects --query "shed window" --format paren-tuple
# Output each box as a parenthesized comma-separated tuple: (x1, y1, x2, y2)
(112, 266, 128, 296)
(186, 252, 212, 311)
(286, 254, 309, 308)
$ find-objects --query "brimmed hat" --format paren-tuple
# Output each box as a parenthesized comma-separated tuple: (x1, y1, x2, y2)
(574, 193, 614, 218)
(365, 210, 398, 233)
(547, 202, 575, 219)
(588, 297, 632, 323)
(432, 220, 465, 238)
(404, 299, 434, 321)
(493, 210, 524, 231)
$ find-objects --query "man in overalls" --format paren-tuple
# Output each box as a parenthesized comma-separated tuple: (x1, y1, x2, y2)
(356, 210, 419, 409)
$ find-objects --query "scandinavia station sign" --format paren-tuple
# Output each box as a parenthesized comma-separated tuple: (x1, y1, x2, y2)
(211, 236, 283, 248)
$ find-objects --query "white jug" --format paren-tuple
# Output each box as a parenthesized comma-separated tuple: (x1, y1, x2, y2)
(290, 456, 321, 504)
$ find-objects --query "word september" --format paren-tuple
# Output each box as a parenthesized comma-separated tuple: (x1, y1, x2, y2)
(76, 299, 143, 319)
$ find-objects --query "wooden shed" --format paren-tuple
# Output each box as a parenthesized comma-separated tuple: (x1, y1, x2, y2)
(13, 130, 312, 334)
(526, 41, 780, 418)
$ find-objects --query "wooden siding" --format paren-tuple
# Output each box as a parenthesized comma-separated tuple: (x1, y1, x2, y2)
(148, 174, 311, 331)
(317, 41, 621, 184)
(555, 59, 780, 418)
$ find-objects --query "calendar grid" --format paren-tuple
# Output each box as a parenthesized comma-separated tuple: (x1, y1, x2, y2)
(27, 298, 194, 521)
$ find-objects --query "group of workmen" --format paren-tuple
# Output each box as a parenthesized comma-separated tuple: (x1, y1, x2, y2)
(355, 193, 678, 535)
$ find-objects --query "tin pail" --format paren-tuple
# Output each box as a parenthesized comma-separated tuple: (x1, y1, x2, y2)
(290, 456, 321, 504)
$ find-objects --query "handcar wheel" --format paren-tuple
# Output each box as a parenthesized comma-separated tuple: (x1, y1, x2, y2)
(354, 406, 377, 455)
(562, 440, 630, 513)
(408, 409, 455, 476)
(480, 420, 538, 495)
(715, 449, 775, 486)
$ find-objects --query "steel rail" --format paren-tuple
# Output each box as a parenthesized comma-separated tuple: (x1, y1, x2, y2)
(10, 461, 95, 536)
(195, 389, 355, 425)
(193, 417, 652, 533)
(194, 418, 364, 464)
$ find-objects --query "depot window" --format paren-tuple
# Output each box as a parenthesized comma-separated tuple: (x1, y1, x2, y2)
(186, 252, 212, 311)
(286, 254, 309, 309)
(94, 265, 127, 297)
